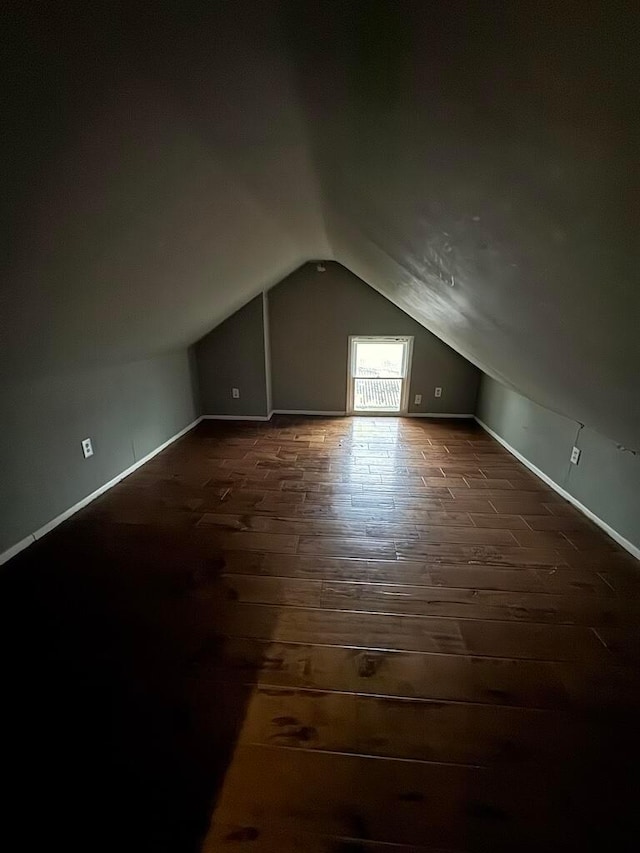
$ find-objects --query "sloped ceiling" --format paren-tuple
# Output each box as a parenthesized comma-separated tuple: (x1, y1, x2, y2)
(2, 2, 330, 376)
(3, 1, 639, 448)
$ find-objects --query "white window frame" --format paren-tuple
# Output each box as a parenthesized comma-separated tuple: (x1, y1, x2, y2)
(346, 335, 414, 416)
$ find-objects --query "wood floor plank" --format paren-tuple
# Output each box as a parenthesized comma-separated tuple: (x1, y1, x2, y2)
(534, 567, 616, 596)
(255, 490, 307, 505)
(223, 575, 324, 608)
(194, 637, 570, 708)
(564, 531, 620, 552)
(198, 513, 368, 538)
(216, 603, 468, 655)
(598, 566, 640, 597)
(316, 580, 631, 625)
(470, 513, 528, 529)
(463, 478, 515, 490)
(412, 510, 475, 526)
(510, 529, 572, 548)
(221, 552, 614, 597)
(223, 552, 375, 581)
(435, 497, 498, 513)
(198, 531, 299, 553)
(204, 823, 436, 853)
(204, 743, 596, 851)
(458, 620, 608, 662)
(205, 489, 305, 513)
(365, 522, 420, 538)
(283, 480, 365, 494)
(297, 536, 397, 560)
(237, 685, 586, 767)
(395, 541, 567, 567)
(413, 525, 517, 545)
(487, 498, 557, 515)
(206, 744, 487, 848)
(214, 601, 608, 662)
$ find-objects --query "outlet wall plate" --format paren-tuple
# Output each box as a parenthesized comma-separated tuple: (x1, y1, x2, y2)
(414, 394, 422, 405)
(232, 387, 240, 399)
(81, 438, 93, 458)
(434, 387, 442, 398)
(570, 446, 581, 465)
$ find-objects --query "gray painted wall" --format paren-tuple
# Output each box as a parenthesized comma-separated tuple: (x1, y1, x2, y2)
(194, 295, 268, 417)
(0, 350, 198, 554)
(477, 375, 640, 551)
(268, 263, 479, 414)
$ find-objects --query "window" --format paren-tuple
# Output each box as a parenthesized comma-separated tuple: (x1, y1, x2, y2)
(347, 337, 413, 414)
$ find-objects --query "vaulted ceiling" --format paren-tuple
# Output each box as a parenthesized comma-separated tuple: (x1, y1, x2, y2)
(3, 1, 639, 447)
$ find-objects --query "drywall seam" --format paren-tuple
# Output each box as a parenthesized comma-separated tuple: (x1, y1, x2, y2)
(0, 416, 203, 567)
(475, 417, 640, 561)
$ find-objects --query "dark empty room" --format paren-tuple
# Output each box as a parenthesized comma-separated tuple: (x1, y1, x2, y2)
(2, 2, 640, 851)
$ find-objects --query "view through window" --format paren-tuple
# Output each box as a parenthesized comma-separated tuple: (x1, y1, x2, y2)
(351, 339, 409, 412)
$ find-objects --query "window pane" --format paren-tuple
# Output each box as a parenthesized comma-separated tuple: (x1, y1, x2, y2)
(354, 378, 402, 411)
(354, 342, 404, 377)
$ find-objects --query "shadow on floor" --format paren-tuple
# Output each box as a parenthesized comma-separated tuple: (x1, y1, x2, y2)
(0, 519, 264, 853)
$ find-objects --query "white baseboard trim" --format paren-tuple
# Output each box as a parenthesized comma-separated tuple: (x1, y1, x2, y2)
(0, 535, 35, 565)
(201, 414, 271, 421)
(0, 416, 203, 567)
(407, 412, 475, 418)
(267, 410, 475, 419)
(475, 417, 640, 562)
(271, 410, 347, 417)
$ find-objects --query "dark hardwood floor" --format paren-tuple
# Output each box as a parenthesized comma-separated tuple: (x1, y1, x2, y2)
(2, 416, 639, 852)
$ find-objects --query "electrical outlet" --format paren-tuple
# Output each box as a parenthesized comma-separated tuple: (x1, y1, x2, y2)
(232, 387, 240, 399)
(414, 394, 422, 405)
(434, 386, 442, 398)
(570, 446, 581, 465)
(81, 438, 94, 459)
